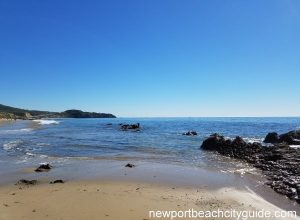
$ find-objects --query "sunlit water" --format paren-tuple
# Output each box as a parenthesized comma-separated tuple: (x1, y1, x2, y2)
(0, 117, 299, 172)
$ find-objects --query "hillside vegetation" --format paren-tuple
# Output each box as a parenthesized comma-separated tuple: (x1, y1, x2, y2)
(0, 104, 116, 119)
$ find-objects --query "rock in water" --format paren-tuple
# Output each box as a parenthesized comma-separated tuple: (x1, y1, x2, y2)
(125, 163, 135, 168)
(264, 130, 300, 145)
(200, 133, 300, 203)
(35, 163, 52, 172)
(200, 133, 227, 151)
(182, 131, 198, 136)
(121, 123, 140, 130)
(264, 132, 279, 143)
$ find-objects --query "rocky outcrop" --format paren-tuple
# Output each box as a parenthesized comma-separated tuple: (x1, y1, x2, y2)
(201, 133, 300, 203)
(121, 123, 140, 130)
(264, 130, 300, 145)
(201, 134, 261, 160)
(264, 132, 280, 143)
(182, 131, 197, 136)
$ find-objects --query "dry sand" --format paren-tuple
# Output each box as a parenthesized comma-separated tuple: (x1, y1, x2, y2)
(0, 180, 299, 220)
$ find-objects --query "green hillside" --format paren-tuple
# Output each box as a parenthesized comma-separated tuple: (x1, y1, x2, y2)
(0, 104, 116, 119)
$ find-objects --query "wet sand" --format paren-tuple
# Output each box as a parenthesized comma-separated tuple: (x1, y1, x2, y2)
(0, 120, 299, 219)
(0, 160, 299, 220)
(1, 180, 299, 220)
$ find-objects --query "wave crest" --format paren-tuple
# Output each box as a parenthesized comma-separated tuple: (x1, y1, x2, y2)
(33, 119, 60, 125)
(3, 140, 24, 150)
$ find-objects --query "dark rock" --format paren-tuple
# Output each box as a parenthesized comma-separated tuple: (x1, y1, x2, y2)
(35, 164, 52, 172)
(125, 163, 135, 168)
(16, 179, 37, 185)
(264, 130, 300, 145)
(200, 133, 300, 203)
(264, 132, 279, 143)
(106, 123, 112, 126)
(50, 179, 64, 184)
(200, 133, 226, 151)
(183, 131, 197, 136)
(121, 123, 140, 130)
(279, 131, 300, 145)
(263, 151, 283, 161)
(232, 136, 247, 147)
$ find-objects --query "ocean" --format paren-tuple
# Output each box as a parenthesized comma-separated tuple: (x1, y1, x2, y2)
(0, 117, 299, 172)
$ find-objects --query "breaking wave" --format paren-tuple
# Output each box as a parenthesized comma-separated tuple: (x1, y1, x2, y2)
(290, 145, 300, 149)
(33, 119, 60, 125)
(243, 137, 264, 143)
(3, 140, 24, 150)
(0, 128, 33, 134)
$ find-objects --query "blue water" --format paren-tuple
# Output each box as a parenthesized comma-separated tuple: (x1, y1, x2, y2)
(0, 117, 299, 169)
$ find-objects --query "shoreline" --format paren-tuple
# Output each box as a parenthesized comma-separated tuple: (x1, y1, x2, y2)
(0, 159, 299, 216)
(0, 178, 299, 220)
(1, 119, 300, 219)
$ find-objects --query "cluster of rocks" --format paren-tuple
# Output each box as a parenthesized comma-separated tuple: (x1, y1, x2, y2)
(200, 130, 300, 203)
(121, 123, 140, 131)
(17, 163, 64, 186)
(264, 130, 300, 145)
(182, 131, 197, 136)
(16, 179, 37, 186)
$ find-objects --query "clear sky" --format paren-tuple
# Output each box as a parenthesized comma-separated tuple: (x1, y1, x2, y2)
(0, 0, 299, 117)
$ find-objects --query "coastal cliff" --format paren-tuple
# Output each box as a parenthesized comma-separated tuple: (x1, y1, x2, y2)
(0, 104, 116, 120)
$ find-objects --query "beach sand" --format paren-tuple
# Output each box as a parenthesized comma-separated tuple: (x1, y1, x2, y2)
(0, 180, 299, 220)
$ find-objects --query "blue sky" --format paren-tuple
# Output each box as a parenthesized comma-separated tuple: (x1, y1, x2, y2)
(0, 0, 299, 117)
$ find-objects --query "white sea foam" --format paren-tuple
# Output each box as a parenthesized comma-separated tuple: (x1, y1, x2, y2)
(3, 140, 24, 150)
(25, 152, 35, 157)
(37, 142, 50, 147)
(225, 136, 263, 143)
(243, 137, 264, 144)
(0, 128, 33, 134)
(221, 167, 258, 176)
(290, 145, 300, 149)
(33, 119, 60, 125)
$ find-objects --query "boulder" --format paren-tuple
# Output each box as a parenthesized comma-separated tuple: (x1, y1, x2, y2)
(125, 163, 135, 168)
(200, 133, 300, 203)
(264, 132, 279, 143)
(35, 163, 52, 172)
(121, 123, 140, 130)
(232, 136, 247, 147)
(279, 130, 300, 145)
(50, 179, 64, 184)
(200, 133, 226, 151)
(264, 130, 300, 145)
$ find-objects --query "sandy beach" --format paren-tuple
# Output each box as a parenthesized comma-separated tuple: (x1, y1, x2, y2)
(1, 179, 299, 220)
(0, 119, 299, 219)
(0, 159, 299, 220)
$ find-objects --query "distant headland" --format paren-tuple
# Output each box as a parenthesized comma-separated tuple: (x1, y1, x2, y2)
(0, 104, 116, 120)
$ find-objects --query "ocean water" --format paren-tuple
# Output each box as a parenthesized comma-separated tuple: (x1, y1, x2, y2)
(0, 117, 300, 171)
